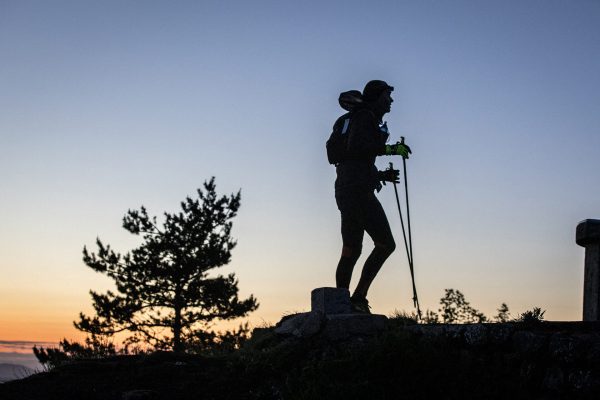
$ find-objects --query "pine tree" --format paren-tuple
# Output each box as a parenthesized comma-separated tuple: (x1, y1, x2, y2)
(76, 178, 258, 353)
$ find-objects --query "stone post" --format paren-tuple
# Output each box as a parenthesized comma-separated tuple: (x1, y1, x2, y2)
(576, 219, 600, 321)
(311, 287, 352, 314)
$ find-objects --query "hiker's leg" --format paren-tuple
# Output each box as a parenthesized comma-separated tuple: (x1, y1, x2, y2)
(353, 193, 395, 299)
(336, 211, 364, 289)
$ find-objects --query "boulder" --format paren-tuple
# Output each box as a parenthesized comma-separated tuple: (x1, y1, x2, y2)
(274, 312, 311, 336)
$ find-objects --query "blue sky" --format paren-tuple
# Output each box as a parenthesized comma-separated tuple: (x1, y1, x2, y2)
(1, 1, 599, 345)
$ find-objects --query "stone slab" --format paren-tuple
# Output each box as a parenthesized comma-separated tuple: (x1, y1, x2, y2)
(311, 287, 352, 315)
(274, 311, 388, 341)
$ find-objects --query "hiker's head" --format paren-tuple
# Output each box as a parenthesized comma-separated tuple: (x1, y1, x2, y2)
(362, 80, 394, 115)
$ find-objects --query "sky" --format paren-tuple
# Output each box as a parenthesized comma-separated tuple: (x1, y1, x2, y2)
(1, 0, 599, 356)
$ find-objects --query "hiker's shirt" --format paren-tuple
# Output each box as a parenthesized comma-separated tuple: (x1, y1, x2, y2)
(335, 107, 389, 197)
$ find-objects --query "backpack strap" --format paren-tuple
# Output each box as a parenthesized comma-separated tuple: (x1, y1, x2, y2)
(341, 118, 350, 135)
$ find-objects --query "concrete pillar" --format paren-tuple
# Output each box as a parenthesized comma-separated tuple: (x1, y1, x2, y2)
(311, 287, 353, 314)
(576, 219, 600, 321)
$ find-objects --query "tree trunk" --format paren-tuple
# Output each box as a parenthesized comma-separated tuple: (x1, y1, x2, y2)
(173, 290, 183, 353)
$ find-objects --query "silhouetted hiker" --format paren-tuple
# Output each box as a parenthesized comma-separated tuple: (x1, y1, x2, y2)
(328, 80, 411, 314)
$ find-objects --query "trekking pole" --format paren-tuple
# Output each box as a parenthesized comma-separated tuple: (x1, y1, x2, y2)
(389, 161, 421, 320)
(389, 162, 411, 274)
(399, 137, 422, 320)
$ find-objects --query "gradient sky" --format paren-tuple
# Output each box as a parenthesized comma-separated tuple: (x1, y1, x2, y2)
(1, 1, 599, 347)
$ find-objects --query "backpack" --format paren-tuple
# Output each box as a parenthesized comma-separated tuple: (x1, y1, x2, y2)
(326, 90, 363, 165)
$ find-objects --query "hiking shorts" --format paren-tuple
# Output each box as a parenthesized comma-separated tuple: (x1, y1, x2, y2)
(335, 190, 395, 250)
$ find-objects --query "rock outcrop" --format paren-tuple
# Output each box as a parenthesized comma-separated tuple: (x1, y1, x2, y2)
(274, 287, 387, 341)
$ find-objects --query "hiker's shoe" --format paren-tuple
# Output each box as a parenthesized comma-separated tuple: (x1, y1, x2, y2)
(351, 296, 371, 314)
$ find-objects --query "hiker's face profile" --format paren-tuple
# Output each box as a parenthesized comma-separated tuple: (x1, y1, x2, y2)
(377, 91, 393, 114)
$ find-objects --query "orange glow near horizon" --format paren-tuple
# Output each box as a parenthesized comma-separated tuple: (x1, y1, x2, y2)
(0, 302, 283, 347)
(0, 312, 87, 343)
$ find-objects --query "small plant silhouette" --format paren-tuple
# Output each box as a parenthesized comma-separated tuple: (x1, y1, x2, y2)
(495, 303, 511, 323)
(418, 290, 546, 325)
(33, 334, 116, 370)
(438, 289, 487, 323)
(517, 307, 545, 324)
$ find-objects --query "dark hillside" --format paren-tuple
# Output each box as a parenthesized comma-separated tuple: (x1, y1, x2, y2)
(2, 322, 600, 400)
